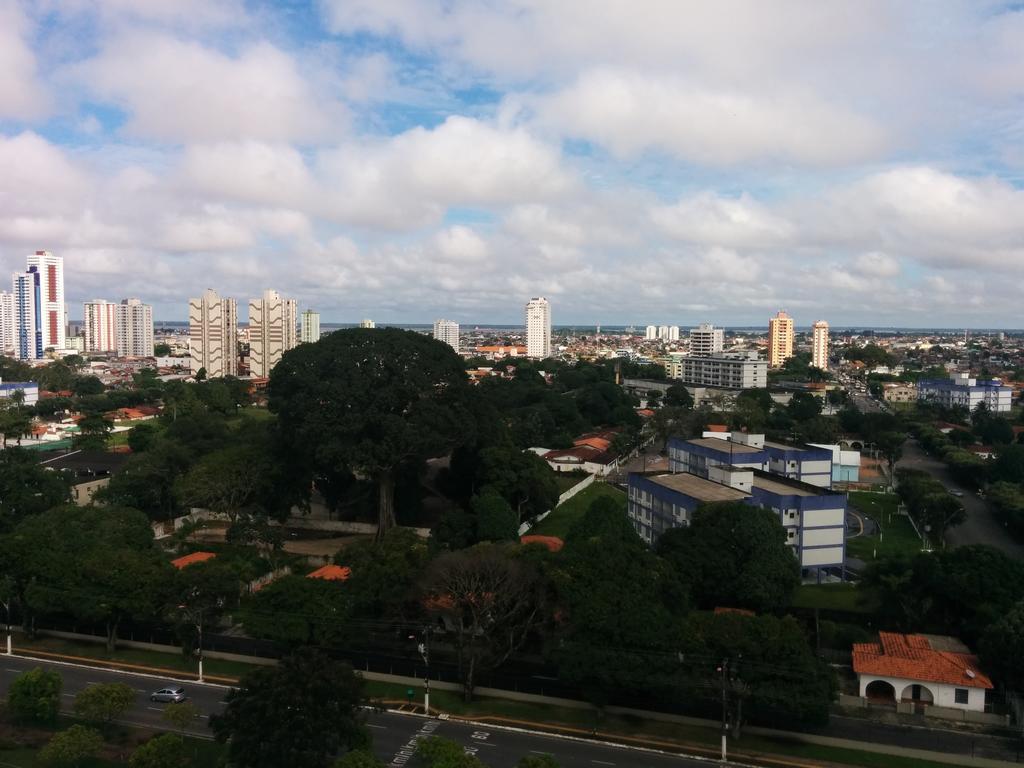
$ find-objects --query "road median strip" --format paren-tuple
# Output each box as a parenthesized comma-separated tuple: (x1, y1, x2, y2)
(11, 646, 239, 685)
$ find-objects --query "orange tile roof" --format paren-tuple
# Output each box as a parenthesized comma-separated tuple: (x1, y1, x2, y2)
(574, 436, 611, 451)
(520, 535, 564, 552)
(307, 564, 352, 581)
(714, 607, 755, 617)
(707, 424, 729, 432)
(852, 632, 992, 689)
(171, 551, 216, 569)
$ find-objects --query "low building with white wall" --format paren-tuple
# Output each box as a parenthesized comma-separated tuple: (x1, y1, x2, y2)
(918, 373, 1013, 413)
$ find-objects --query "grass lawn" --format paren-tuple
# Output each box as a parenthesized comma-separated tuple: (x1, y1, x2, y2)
(553, 473, 588, 495)
(791, 583, 868, 613)
(529, 483, 626, 539)
(847, 491, 924, 560)
(226, 407, 273, 428)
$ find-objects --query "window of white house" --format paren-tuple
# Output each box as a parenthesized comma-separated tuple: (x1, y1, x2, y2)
(954, 688, 969, 705)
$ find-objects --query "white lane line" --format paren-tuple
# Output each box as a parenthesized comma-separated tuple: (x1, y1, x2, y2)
(135, 689, 147, 693)
(146, 706, 163, 712)
(5, 668, 22, 673)
(592, 761, 615, 766)
(366, 724, 386, 729)
(61, 693, 76, 698)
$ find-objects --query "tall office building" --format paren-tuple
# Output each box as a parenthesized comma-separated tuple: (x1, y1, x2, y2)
(300, 309, 320, 344)
(811, 320, 830, 371)
(689, 323, 724, 357)
(188, 289, 238, 378)
(25, 251, 65, 351)
(83, 299, 119, 352)
(249, 290, 297, 378)
(0, 292, 14, 356)
(525, 297, 551, 359)
(11, 268, 42, 360)
(668, 325, 680, 341)
(768, 310, 795, 368)
(644, 325, 657, 340)
(117, 298, 154, 357)
(359, 319, 375, 329)
(433, 319, 460, 351)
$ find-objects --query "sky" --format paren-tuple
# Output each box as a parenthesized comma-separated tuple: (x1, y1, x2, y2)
(1, 1, 1024, 327)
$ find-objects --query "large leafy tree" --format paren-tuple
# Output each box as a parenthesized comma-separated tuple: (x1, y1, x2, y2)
(980, 599, 1024, 691)
(7, 667, 62, 724)
(553, 496, 687, 705)
(657, 502, 799, 613)
(337, 527, 430, 620)
(240, 575, 353, 649)
(422, 544, 544, 700)
(211, 649, 369, 768)
(0, 449, 71, 531)
(270, 328, 474, 536)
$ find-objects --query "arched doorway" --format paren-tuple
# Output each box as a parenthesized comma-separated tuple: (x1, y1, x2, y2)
(865, 680, 896, 702)
(900, 684, 934, 705)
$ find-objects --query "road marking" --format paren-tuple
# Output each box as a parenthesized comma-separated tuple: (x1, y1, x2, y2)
(135, 689, 147, 693)
(61, 693, 75, 698)
(366, 724, 386, 729)
(5, 668, 22, 673)
(146, 706, 163, 712)
(592, 761, 615, 766)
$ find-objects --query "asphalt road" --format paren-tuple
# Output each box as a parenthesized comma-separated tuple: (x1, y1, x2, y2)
(897, 438, 1024, 557)
(0, 655, 716, 767)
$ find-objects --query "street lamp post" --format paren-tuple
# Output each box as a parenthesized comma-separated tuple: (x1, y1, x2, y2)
(2, 597, 11, 656)
(412, 627, 432, 715)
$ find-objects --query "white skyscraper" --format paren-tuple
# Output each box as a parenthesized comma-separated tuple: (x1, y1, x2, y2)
(433, 319, 460, 351)
(812, 320, 830, 370)
(83, 299, 119, 352)
(359, 319, 375, 329)
(189, 289, 238, 378)
(117, 298, 154, 357)
(657, 325, 669, 340)
(11, 269, 42, 360)
(300, 309, 320, 344)
(0, 292, 14, 356)
(689, 323, 724, 357)
(249, 290, 297, 378)
(25, 251, 65, 351)
(525, 297, 551, 359)
(644, 325, 657, 340)
(668, 325, 680, 341)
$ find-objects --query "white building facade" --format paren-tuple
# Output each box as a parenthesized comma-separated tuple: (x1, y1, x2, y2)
(300, 310, 320, 344)
(666, 353, 767, 389)
(248, 290, 297, 378)
(11, 269, 42, 360)
(433, 319, 460, 351)
(644, 325, 657, 340)
(189, 289, 238, 378)
(83, 299, 119, 352)
(689, 323, 724, 356)
(117, 298, 154, 357)
(918, 373, 1013, 413)
(26, 251, 65, 351)
(525, 297, 551, 359)
(811, 320, 829, 370)
(0, 292, 14, 356)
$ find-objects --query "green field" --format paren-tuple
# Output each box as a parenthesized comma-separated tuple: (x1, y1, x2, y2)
(847, 491, 924, 560)
(791, 583, 868, 613)
(553, 473, 588, 495)
(529, 482, 626, 539)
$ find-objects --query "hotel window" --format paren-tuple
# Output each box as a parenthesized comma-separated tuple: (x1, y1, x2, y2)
(954, 688, 969, 705)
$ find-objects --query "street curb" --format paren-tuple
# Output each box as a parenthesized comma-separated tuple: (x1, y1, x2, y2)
(7, 649, 235, 689)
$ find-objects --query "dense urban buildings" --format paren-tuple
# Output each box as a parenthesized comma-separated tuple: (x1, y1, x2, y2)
(9, 252, 66, 360)
(300, 309, 320, 344)
(768, 310, 794, 368)
(663, 352, 767, 389)
(248, 290, 297, 378)
(117, 298, 154, 357)
(525, 297, 551, 359)
(917, 372, 1013, 412)
(811, 320, 830, 370)
(432, 319, 459, 351)
(188, 289, 238, 378)
(83, 299, 118, 352)
(689, 323, 724, 357)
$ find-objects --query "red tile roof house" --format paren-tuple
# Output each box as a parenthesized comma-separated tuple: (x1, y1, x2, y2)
(853, 632, 992, 712)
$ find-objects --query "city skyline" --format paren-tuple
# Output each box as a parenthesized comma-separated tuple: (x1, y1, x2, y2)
(1, 4, 1024, 326)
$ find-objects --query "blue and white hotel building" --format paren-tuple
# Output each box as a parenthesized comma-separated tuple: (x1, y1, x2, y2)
(668, 434, 833, 488)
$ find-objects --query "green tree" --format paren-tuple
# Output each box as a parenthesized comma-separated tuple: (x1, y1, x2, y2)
(663, 384, 693, 408)
(38, 725, 103, 768)
(7, 667, 61, 724)
(517, 756, 560, 768)
(0, 449, 71, 531)
(334, 751, 386, 768)
(0, 392, 32, 448)
(472, 492, 519, 542)
(154, 343, 172, 357)
(875, 431, 906, 479)
(70, 375, 105, 397)
(271, 328, 473, 537)
(239, 575, 353, 648)
(658, 502, 799, 612)
(73, 412, 113, 450)
(786, 392, 822, 422)
(422, 545, 543, 700)
(416, 737, 485, 768)
(553, 496, 686, 705)
(211, 649, 369, 768)
(339, 528, 430, 619)
(991, 445, 1024, 484)
(162, 701, 200, 735)
(73, 682, 135, 728)
(980, 600, 1024, 691)
(129, 733, 189, 768)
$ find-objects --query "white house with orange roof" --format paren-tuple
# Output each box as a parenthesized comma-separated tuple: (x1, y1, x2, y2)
(853, 632, 992, 712)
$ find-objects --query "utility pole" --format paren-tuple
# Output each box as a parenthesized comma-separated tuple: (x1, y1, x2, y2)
(718, 658, 729, 762)
(414, 626, 432, 715)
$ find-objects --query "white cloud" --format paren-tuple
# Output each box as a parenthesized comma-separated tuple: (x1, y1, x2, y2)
(75, 35, 346, 142)
(181, 142, 316, 208)
(853, 252, 900, 278)
(533, 69, 887, 165)
(433, 226, 488, 263)
(651, 192, 793, 247)
(0, 1, 51, 120)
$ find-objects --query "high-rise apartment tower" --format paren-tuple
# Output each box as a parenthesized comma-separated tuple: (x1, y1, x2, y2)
(83, 299, 119, 352)
(768, 310, 795, 368)
(525, 297, 551, 359)
(433, 319, 460, 351)
(118, 299, 154, 357)
(188, 289, 238, 378)
(26, 251, 65, 351)
(689, 323, 724, 357)
(249, 290, 297, 378)
(300, 309, 320, 344)
(811, 320, 830, 371)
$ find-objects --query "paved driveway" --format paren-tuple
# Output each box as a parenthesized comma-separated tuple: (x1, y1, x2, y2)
(897, 439, 1024, 557)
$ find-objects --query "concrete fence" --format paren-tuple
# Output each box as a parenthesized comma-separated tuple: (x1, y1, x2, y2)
(838, 693, 1010, 727)
(518, 473, 595, 536)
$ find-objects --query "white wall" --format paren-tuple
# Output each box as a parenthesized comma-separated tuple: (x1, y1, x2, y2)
(858, 675, 985, 712)
(804, 508, 845, 528)
(801, 546, 843, 567)
(803, 527, 844, 547)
